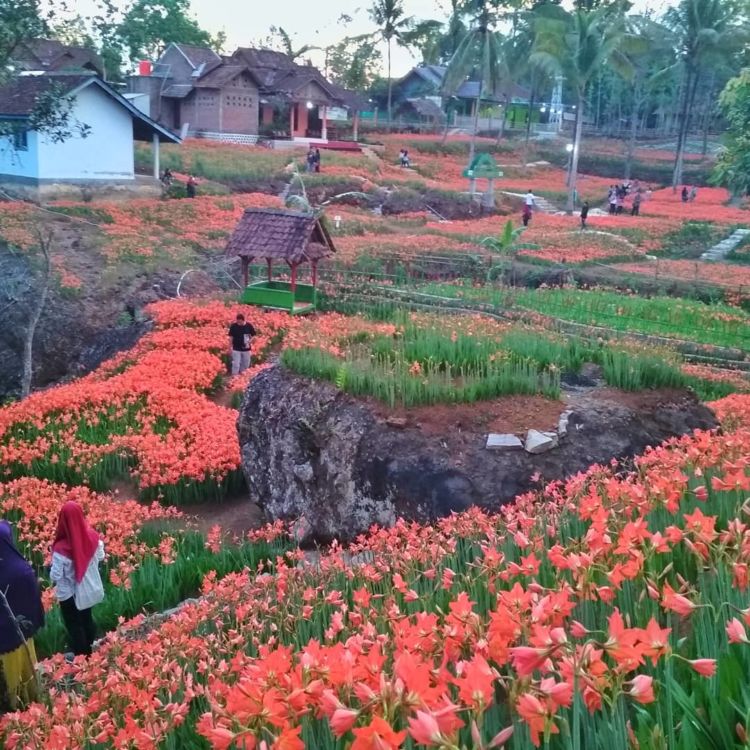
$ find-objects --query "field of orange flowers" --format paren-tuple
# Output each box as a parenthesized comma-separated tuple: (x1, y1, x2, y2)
(0, 300, 292, 505)
(2, 385, 750, 747)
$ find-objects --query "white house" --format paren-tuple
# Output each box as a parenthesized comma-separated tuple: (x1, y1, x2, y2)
(0, 72, 180, 189)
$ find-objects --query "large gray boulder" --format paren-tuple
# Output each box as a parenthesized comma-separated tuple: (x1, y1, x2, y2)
(238, 366, 718, 545)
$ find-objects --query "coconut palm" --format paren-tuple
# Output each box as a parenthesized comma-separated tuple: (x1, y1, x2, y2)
(369, 0, 414, 128)
(532, 3, 634, 212)
(442, 0, 507, 160)
(664, 0, 748, 189)
(621, 15, 674, 180)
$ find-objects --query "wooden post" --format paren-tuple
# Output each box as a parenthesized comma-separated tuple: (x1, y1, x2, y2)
(242, 257, 249, 287)
(289, 105, 295, 137)
(290, 263, 297, 292)
(152, 132, 160, 179)
(321, 105, 328, 141)
(311, 260, 318, 287)
(352, 111, 359, 142)
(267, 258, 272, 282)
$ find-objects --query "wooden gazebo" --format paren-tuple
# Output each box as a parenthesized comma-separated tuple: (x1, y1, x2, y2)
(225, 208, 336, 314)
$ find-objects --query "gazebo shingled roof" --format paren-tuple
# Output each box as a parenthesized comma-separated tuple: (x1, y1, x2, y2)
(226, 208, 336, 267)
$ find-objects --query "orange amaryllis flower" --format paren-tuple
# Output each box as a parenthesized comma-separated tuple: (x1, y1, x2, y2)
(727, 618, 750, 644)
(516, 693, 559, 747)
(627, 675, 655, 704)
(688, 659, 717, 678)
(351, 717, 407, 750)
(330, 709, 360, 736)
(407, 711, 443, 746)
(661, 583, 697, 618)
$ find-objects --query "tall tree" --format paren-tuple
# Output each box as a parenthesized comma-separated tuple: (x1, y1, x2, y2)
(116, 0, 214, 63)
(327, 37, 382, 91)
(713, 67, 750, 196)
(369, 0, 414, 127)
(442, 0, 507, 159)
(402, 20, 445, 64)
(621, 15, 673, 179)
(268, 26, 319, 62)
(532, 2, 634, 212)
(665, 0, 748, 189)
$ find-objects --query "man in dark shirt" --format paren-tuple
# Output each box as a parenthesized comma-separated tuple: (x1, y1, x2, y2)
(228, 313, 256, 375)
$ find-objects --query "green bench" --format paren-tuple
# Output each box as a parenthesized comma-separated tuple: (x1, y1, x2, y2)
(239, 280, 317, 314)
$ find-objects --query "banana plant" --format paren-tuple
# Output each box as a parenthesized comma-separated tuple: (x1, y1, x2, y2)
(480, 219, 539, 283)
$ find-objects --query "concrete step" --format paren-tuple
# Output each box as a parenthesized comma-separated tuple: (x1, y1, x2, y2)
(700, 228, 750, 261)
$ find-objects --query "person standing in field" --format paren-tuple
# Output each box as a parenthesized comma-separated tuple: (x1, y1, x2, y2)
(314, 148, 321, 173)
(689, 185, 698, 202)
(608, 187, 617, 215)
(186, 175, 197, 198)
(631, 190, 642, 216)
(522, 189, 535, 227)
(228, 313, 256, 376)
(0, 521, 44, 711)
(681, 186, 689, 203)
(580, 200, 589, 229)
(50, 502, 105, 658)
(306, 147, 315, 172)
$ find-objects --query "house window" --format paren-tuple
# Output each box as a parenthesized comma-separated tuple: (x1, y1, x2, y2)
(13, 129, 28, 151)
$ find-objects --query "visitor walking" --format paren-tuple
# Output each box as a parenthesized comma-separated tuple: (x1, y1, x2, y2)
(523, 189, 535, 227)
(580, 200, 589, 229)
(186, 175, 197, 199)
(631, 190, 642, 216)
(0, 521, 44, 711)
(608, 187, 617, 215)
(228, 313, 256, 376)
(306, 147, 315, 173)
(50, 502, 105, 657)
(314, 148, 321, 173)
(522, 204, 532, 227)
(161, 168, 173, 187)
(689, 185, 698, 202)
(681, 186, 689, 203)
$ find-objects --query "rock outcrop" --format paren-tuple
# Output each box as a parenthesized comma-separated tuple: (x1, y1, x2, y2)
(238, 366, 718, 545)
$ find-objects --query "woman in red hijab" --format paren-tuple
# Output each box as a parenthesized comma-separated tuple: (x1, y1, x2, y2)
(50, 501, 105, 657)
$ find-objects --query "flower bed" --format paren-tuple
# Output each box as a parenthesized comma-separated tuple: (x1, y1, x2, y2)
(3, 393, 750, 747)
(616, 258, 750, 291)
(0, 300, 292, 504)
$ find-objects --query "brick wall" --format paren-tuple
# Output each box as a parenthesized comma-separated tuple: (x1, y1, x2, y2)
(219, 73, 259, 134)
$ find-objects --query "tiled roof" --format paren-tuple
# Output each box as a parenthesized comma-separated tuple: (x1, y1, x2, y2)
(12, 39, 103, 76)
(0, 74, 93, 116)
(175, 44, 222, 72)
(402, 98, 445, 119)
(162, 83, 193, 98)
(226, 209, 336, 265)
(194, 65, 256, 88)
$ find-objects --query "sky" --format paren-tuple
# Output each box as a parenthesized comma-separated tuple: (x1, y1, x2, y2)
(185, 0, 674, 77)
(188, 0, 446, 76)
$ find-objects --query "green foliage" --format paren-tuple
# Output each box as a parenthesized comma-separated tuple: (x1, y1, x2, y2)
(714, 68, 750, 196)
(660, 221, 725, 259)
(421, 282, 750, 352)
(30, 529, 292, 657)
(327, 36, 382, 91)
(115, 0, 215, 63)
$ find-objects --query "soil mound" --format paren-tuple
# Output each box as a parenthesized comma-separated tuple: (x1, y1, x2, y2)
(238, 366, 717, 544)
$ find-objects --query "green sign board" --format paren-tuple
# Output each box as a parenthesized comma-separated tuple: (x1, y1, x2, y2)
(462, 152, 504, 179)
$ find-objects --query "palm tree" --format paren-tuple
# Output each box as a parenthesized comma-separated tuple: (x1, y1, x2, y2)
(270, 26, 319, 62)
(532, 3, 634, 213)
(664, 0, 747, 189)
(369, 0, 414, 128)
(621, 15, 673, 179)
(442, 0, 507, 160)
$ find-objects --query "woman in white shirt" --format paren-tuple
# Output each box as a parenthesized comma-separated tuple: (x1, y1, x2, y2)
(49, 502, 105, 657)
